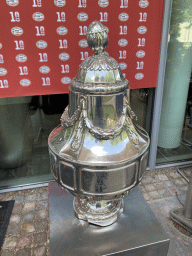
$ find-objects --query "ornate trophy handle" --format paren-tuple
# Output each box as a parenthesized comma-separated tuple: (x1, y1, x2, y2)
(60, 98, 84, 127)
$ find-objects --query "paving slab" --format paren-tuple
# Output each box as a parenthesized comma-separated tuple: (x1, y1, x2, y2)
(148, 195, 192, 256)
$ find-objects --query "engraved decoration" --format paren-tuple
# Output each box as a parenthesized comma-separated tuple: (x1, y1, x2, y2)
(48, 21, 150, 227)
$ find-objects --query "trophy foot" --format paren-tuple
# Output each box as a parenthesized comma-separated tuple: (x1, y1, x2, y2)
(73, 197, 123, 226)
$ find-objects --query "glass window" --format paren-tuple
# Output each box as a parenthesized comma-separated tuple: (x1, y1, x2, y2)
(0, 89, 153, 189)
(130, 88, 154, 135)
(156, 0, 192, 165)
(0, 94, 68, 189)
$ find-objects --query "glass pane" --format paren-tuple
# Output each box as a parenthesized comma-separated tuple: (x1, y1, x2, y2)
(130, 88, 154, 134)
(0, 94, 68, 189)
(156, 0, 192, 165)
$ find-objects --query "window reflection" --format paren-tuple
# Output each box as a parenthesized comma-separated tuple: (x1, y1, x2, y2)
(85, 70, 116, 83)
(0, 94, 68, 189)
(157, 0, 192, 165)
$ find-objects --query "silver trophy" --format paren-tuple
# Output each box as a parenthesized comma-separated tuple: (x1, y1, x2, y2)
(48, 21, 149, 226)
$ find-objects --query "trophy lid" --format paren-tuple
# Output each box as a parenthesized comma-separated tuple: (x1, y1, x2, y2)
(70, 21, 129, 94)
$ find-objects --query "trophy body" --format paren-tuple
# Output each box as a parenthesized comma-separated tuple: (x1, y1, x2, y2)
(48, 21, 149, 226)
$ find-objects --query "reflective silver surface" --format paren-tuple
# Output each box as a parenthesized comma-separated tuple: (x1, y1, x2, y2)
(49, 182, 170, 256)
(48, 21, 150, 226)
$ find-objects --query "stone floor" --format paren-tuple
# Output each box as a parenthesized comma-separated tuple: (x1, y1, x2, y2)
(0, 166, 191, 256)
(0, 187, 49, 256)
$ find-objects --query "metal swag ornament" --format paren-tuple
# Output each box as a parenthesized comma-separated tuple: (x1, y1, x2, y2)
(48, 21, 149, 226)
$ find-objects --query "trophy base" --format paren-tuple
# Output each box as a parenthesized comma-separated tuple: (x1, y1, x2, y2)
(49, 182, 170, 256)
(73, 197, 123, 226)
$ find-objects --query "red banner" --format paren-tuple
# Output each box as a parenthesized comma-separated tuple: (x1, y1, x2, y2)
(0, 0, 164, 98)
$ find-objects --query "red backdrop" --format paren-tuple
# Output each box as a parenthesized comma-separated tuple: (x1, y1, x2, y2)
(0, 0, 164, 98)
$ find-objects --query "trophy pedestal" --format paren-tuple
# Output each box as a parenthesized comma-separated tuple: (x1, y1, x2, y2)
(49, 182, 170, 256)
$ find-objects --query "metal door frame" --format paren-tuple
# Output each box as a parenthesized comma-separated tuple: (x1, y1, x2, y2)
(148, 0, 173, 170)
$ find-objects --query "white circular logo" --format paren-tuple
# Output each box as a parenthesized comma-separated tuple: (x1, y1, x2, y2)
(39, 66, 50, 74)
(98, 0, 109, 7)
(78, 39, 88, 48)
(118, 39, 128, 47)
(77, 13, 88, 22)
(0, 43, 2, 49)
(36, 40, 47, 49)
(54, 0, 66, 7)
(139, 0, 149, 8)
(136, 50, 145, 58)
(61, 77, 71, 84)
(119, 13, 129, 22)
(59, 53, 69, 61)
(135, 73, 144, 80)
(0, 68, 7, 76)
(56, 27, 68, 35)
(11, 27, 23, 36)
(16, 54, 27, 62)
(119, 62, 127, 70)
(137, 26, 147, 34)
(20, 79, 31, 86)
(32, 12, 44, 22)
(6, 0, 19, 7)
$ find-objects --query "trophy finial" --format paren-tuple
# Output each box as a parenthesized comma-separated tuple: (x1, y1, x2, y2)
(48, 20, 149, 227)
(86, 21, 109, 54)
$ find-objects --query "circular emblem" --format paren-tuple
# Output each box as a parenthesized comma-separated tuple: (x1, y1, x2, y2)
(0, 68, 7, 76)
(135, 73, 144, 80)
(78, 39, 88, 48)
(6, 0, 19, 7)
(119, 62, 127, 70)
(56, 27, 68, 35)
(137, 26, 147, 34)
(118, 39, 128, 47)
(61, 77, 71, 84)
(36, 40, 47, 49)
(98, 0, 109, 8)
(136, 50, 145, 58)
(11, 27, 23, 36)
(77, 13, 88, 22)
(139, 0, 149, 8)
(119, 13, 129, 22)
(32, 12, 44, 22)
(20, 79, 31, 86)
(54, 0, 66, 7)
(39, 66, 50, 74)
(16, 54, 27, 62)
(59, 53, 69, 61)
(0, 43, 2, 49)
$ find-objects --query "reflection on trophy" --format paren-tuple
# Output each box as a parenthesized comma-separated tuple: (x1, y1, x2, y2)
(48, 21, 149, 226)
